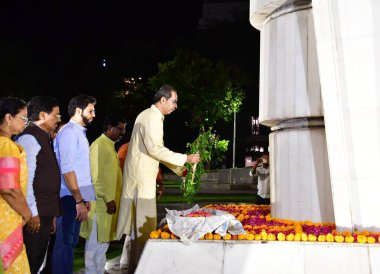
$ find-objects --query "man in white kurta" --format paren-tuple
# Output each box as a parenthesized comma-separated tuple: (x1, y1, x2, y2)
(116, 85, 200, 272)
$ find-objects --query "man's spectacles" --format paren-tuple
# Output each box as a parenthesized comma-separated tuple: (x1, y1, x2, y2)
(114, 126, 125, 134)
(17, 116, 29, 125)
(167, 98, 178, 105)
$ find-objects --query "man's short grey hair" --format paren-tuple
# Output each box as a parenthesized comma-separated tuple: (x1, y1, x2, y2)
(153, 84, 176, 103)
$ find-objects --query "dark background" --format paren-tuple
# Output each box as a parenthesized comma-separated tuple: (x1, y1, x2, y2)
(0, 0, 269, 167)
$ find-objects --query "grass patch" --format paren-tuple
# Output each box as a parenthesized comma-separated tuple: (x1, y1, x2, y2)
(157, 194, 256, 204)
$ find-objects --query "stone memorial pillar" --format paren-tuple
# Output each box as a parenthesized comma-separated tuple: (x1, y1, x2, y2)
(313, 0, 380, 231)
(250, 0, 335, 222)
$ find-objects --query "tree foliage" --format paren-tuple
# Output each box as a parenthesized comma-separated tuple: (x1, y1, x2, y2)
(148, 49, 246, 128)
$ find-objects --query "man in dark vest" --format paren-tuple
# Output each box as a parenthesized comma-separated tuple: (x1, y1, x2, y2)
(16, 96, 61, 274)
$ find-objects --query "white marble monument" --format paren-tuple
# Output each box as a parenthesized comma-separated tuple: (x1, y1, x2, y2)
(251, 0, 380, 232)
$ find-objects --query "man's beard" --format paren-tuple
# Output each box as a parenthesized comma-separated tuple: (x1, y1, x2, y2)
(82, 114, 92, 126)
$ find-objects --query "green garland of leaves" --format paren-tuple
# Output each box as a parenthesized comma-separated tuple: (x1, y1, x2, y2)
(182, 128, 229, 203)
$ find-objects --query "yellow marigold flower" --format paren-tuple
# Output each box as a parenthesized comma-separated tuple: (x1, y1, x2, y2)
(294, 233, 301, 241)
(223, 233, 232, 240)
(335, 235, 344, 243)
(254, 234, 262, 241)
(357, 235, 367, 244)
(170, 233, 178, 239)
(205, 233, 214, 240)
(237, 234, 246, 240)
(326, 233, 335, 242)
(246, 234, 254, 240)
(344, 235, 354, 243)
(268, 233, 276, 241)
(157, 229, 162, 233)
(150, 230, 160, 239)
(367, 236, 376, 244)
(286, 233, 295, 241)
(260, 231, 268, 241)
(277, 233, 286, 241)
(301, 233, 308, 241)
(317, 235, 326, 242)
(213, 234, 222, 240)
(237, 214, 244, 221)
(308, 234, 317, 242)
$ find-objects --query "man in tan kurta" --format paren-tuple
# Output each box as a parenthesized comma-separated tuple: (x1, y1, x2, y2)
(116, 85, 200, 272)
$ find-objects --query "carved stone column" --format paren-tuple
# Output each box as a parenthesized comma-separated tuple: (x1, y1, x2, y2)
(250, 0, 334, 222)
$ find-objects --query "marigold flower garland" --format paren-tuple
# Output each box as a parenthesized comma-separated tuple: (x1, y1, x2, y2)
(150, 204, 380, 244)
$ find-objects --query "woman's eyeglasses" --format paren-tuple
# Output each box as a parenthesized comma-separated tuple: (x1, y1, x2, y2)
(17, 116, 29, 125)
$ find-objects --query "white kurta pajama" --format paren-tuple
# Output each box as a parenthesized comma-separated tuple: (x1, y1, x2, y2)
(116, 105, 186, 268)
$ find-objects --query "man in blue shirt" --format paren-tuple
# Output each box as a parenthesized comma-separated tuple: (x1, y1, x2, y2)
(51, 94, 96, 274)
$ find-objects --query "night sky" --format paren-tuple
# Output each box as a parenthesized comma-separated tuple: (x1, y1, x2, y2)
(0, 0, 264, 167)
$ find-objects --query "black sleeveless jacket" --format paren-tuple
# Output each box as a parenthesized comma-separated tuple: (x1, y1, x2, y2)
(19, 123, 61, 217)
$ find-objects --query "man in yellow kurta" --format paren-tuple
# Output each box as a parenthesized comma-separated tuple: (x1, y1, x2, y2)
(116, 85, 200, 272)
(80, 113, 126, 274)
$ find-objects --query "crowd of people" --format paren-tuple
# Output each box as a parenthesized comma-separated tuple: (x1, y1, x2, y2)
(0, 84, 200, 274)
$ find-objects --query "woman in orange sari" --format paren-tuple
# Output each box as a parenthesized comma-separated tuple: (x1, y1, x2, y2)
(0, 97, 32, 273)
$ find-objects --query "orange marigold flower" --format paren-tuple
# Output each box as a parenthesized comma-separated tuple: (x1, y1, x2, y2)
(205, 233, 214, 240)
(161, 232, 170, 239)
(163, 224, 170, 232)
(344, 235, 354, 243)
(326, 233, 335, 242)
(244, 225, 253, 230)
(361, 230, 370, 237)
(334, 235, 344, 243)
(237, 234, 246, 240)
(223, 233, 232, 240)
(318, 235, 326, 242)
(213, 234, 222, 240)
(277, 233, 286, 241)
(357, 235, 367, 244)
(342, 231, 351, 237)
(286, 233, 295, 241)
(150, 231, 160, 239)
(237, 214, 244, 221)
(170, 233, 178, 239)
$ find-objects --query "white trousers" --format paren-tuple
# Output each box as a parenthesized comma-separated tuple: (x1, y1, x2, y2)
(84, 214, 110, 274)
